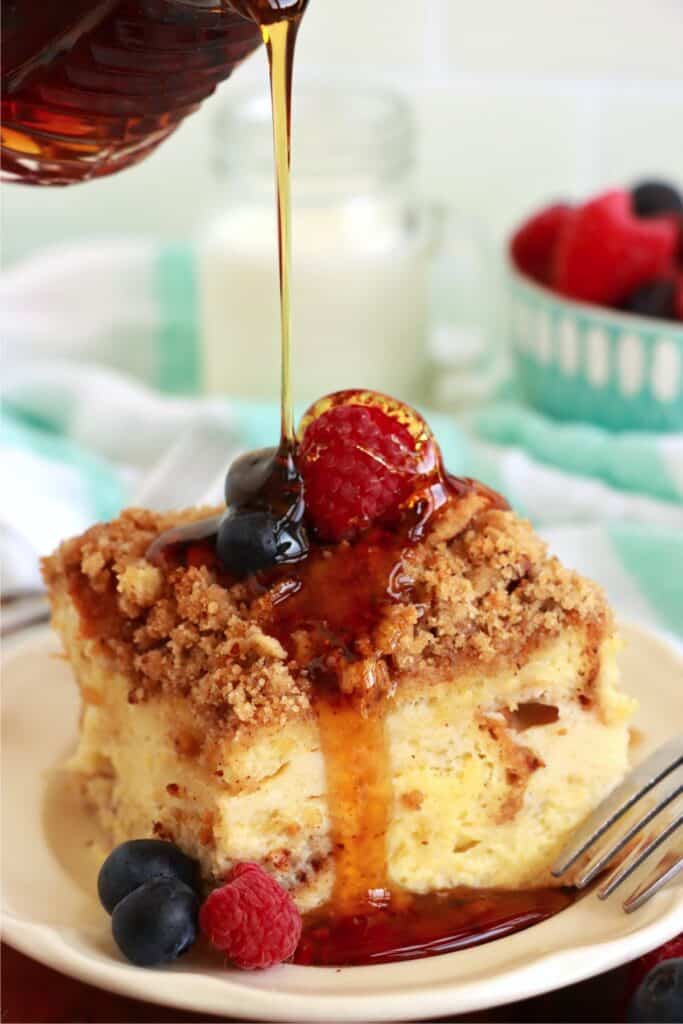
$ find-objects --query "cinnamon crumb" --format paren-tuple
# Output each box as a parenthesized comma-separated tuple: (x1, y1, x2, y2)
(174, 731, 202, 758)
(81, 685, 103, 706)
(43, 497, 610, 746)
(152, 820, 175, 842)
(479, 713, 545, 823)
(401, 789, 424, 810)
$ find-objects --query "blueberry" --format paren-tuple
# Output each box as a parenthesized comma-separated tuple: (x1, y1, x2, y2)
(216, 507, 307, 576)
(111, 877, 199, 967)
(632, 179, 683, 218)
(627, 958, 683, 1023)
(622, 277, 676, 320)
(219, 444, 309, 574)
(98, 839, 199, 914)
(225, 447, 277, 507)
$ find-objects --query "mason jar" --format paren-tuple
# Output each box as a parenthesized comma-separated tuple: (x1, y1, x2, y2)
(198, 82, 433, 407)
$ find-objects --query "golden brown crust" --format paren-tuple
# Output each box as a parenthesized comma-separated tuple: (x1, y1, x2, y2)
(43, 495, 611, 745)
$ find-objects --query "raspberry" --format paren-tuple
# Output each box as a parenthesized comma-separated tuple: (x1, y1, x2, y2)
(199, 862, 302, 970)
(510, 202, 573, 284)
(298, 390, 434, 542)
(553, 189, 677, 305)
(672, 213, 683, 264)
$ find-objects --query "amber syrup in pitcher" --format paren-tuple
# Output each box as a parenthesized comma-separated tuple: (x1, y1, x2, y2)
(1, 1, 262, 184)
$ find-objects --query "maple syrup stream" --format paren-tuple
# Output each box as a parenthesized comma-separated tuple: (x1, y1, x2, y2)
(248, 5, 404, 931)
(263, 17, 298, 446)
(154, 0, 575, 965)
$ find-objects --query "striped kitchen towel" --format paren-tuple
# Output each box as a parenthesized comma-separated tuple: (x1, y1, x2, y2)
(2, 240, 681, 642)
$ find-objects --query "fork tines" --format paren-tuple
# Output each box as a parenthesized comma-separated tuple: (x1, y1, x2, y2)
(552, 737, 683, 911)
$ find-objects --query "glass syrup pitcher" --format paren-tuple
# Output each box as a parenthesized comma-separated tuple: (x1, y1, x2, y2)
(0, 0, 285, 185)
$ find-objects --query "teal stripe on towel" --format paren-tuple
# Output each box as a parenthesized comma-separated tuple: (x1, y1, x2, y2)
(609, 523, 683, 640)
(2, 414, 125, 523)
(475, 402, 680, 503)
(156, 243, 201, 395)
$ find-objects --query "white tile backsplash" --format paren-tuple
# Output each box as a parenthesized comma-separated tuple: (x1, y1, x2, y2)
(298, 0, 683, 82)
(597, 89, 683, 185)
(415, 86, 590, 243)
(2, 0, 682, 266)
(439, 0, 683, 80)
(297, 0, 431, 74)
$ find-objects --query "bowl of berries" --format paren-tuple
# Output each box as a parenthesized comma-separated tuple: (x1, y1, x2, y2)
(508, 180, 683, 431)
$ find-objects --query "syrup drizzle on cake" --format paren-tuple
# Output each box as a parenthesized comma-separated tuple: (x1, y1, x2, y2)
(253, 473, 575, 962)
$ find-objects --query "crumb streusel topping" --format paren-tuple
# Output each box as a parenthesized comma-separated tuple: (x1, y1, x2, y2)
(43, 491, 609, 744)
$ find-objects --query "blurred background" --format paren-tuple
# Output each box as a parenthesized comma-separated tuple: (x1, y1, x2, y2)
(3, 0, 683, 264)
(3, 0, 683, 416)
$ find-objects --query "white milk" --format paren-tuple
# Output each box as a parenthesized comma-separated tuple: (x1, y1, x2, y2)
(198, 84, 430, 407)
(199, 196, 430, 406)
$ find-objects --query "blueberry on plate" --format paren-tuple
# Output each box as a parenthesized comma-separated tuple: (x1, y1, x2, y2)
(627, 958, 683, 1023)
(622, 277, 676, 320)
(112, 877, 199, 967)
(98, 839, 199, 914)
(632, 179, 683, 218)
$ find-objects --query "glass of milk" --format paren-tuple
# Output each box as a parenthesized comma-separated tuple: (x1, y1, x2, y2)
(199, 83, 434, 407)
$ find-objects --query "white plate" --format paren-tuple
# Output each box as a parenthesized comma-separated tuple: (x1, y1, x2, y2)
(2, 622, 682, 1022)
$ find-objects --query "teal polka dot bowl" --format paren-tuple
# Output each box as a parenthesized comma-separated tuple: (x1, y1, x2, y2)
(508, 263, 683, 432)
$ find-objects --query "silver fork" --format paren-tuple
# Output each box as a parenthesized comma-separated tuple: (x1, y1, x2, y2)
(552, 737, 683, 911)
(1, 424, 237, 637)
